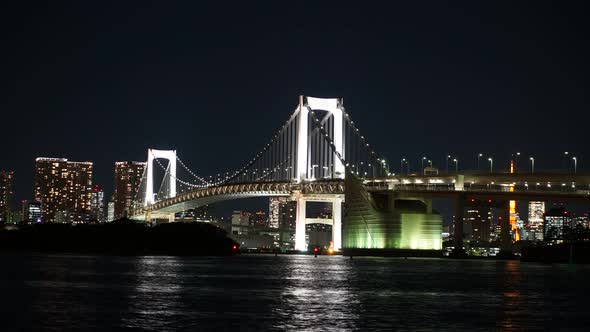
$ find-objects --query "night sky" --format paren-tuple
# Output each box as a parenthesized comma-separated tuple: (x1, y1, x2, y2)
(2, 1, 589, 210)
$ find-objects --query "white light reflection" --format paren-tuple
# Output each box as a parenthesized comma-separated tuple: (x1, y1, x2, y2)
(273, 255, 360, 330)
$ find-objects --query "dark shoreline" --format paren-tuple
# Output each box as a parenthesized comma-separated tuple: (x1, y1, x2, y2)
(0, 220, 239, 256)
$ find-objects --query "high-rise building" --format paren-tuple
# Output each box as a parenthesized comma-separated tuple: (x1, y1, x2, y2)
(107, 200, 115, 222)
(463, 205, 492, 243)
(90, 185, 106, 223)
(269, 197, 284, 229)
(113, 161, 146, 219)
(34, 158, 94, 223)
(0, 171, 14, 223)
(544, 206, 572, 241)
(527, 201, 545, 241)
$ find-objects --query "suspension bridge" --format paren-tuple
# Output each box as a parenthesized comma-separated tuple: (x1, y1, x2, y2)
(130, 96, 590, 254)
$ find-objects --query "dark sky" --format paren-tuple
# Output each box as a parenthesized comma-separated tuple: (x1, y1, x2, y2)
(1, 1, 589, 207)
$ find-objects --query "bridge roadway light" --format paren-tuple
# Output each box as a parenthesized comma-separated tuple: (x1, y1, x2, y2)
(477, 153, 483, 170)
(573, 157, 577, 174)
(453, 158, 458, 173)
(530, 157, 535, 174)
(401, 158, 406, 174)
(488, 158, 493, 173)
(515, 152, 521, 172)
(422, 157, 427, 171)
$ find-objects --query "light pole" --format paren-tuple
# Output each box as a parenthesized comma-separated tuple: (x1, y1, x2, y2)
(477, 153, 483, 170)
(515, 152, 521, 172)
(401, 158, 406, 174)
(446, 155, 451, 173)
(428, 160, 433, 168)
(573, 157, 577, 174)
(564, 151, 569, 169)
(421, 157, 427, 172)
(488, 158, 493, 173)
(453, 158, 458, 173)
(530, 157, 535, 174)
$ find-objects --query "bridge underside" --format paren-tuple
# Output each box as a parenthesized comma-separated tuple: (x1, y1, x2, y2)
(132, 192, 290, 220)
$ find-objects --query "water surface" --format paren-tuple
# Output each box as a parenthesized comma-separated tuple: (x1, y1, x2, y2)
(1, 254, 589, 331)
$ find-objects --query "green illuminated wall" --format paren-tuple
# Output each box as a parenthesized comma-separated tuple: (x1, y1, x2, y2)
(343, 175, 442, 250)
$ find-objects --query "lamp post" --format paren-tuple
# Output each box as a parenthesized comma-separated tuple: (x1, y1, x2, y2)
(421, 157, 427, 172)
(401, 158, 406, 174)
(453, 158, 458, 173)
(428, 160, 433, 168)
(488, 158, 493, 174)
(477, 153, 483, 170)
(530, 157, 535, 174)
(573, 157, 577, 174)
(564, 151, 569, 170)
(515, 152, 521, 172)
(446, 155, 451, 173)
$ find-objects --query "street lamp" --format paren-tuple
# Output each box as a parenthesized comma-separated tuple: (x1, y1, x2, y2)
(564, 152, 569, 170)
(401, 158, 406, 174)
(573, 157, 577, 174)
(477, 153, 483, 170)
(422, 157, 427, 171)
(453, 158, 458, 173)
(515, 152, 521, 172)
(428, 160, 433, 168)
(530, 157, 535, 174)
(446, 155, 451, 173)
(488, 158, 493, 173)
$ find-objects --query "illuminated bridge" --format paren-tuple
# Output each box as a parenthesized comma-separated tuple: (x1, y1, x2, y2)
(130, 96, 590, 254)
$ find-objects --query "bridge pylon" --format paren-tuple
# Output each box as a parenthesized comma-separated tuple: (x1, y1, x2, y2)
(145, 149, 177, 206)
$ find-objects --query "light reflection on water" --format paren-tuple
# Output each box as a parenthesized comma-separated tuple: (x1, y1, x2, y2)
(1, 254, 590, 331)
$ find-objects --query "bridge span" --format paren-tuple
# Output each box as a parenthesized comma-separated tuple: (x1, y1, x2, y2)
(128, 96, 590, 254)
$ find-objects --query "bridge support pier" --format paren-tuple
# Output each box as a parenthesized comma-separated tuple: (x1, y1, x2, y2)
(294, 194, 343, 252)
(295, 197, 307, 251)
(332, 197, 343, 250)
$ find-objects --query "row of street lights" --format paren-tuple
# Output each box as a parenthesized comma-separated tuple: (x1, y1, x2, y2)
(399, 152, 579, 175)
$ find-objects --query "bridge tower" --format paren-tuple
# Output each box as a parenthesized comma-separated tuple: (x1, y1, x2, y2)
(294, 96, 346, 251)
(145, 149, 177, 207)
(295, 96, 345, 182)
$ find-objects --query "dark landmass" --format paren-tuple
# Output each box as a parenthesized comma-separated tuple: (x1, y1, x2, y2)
(521, 242, 590, 264)
(0, 219, 238, 256)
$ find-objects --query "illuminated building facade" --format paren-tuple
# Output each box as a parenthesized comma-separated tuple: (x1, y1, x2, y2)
(113, 161, 146, 219)
(107, 200, 115, 222)
(34, 158, 94, 223)
(544, 207, 571, 241)
(269, 197, 286, 229)
(27, 202, 42, 223)
(527, 201, 545, 241)
(463, 205, 492, 243)
(90, 185, 105, 223)
(0, 171, 14, 223)
(252, 210, 268, 227)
